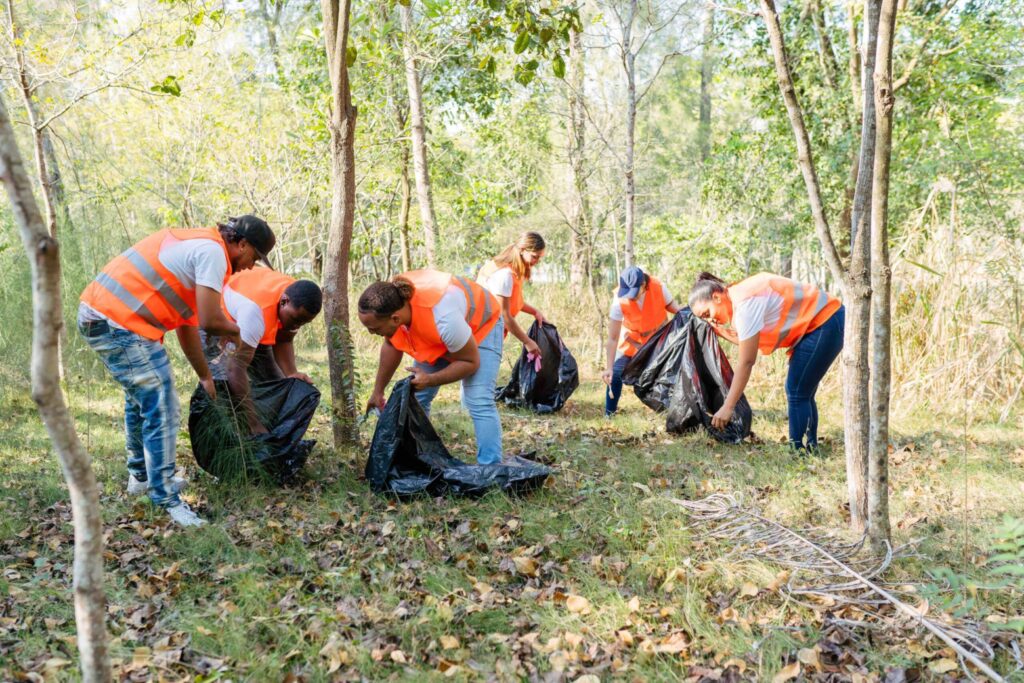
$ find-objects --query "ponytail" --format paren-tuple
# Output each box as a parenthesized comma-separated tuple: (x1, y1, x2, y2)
(688, 271, 729, 308)
(358, 276, 415, 317)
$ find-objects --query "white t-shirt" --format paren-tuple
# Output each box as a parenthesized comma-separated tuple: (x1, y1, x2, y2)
(78, 236, 229, 326)
(733, 291, 784, 341)
(482, 267, 515, 299)
(609, 282, 674, 321)
(431, 285, 472, 352)
(223, 286, 267, 348)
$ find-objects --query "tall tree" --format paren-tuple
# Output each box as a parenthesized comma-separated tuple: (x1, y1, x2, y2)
(321, 0, 359, 445)
(566, 26, 591, 291)
(759, 0, 891, 539)
(868, 0, 898, 548)
(401, 0, 438, 267)
(697, 1, 714, 166)
(0, 92, 111, 682)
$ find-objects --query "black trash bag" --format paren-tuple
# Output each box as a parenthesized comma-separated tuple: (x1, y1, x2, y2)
(188, 378, 320, 484)
(664, 317, 752, 444)
(622, 309, 694, 412)
(367, 377, 551, 498)
(495, 321, 579, 414)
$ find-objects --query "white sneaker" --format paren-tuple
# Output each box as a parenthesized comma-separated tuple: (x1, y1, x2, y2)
(127, 474, 186, 496)
(166, 502, 207, 528)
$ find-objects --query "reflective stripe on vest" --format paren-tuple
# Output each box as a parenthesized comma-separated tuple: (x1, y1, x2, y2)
(122, 248, 195, 320)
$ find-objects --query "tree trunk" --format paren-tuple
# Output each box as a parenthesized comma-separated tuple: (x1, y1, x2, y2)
(567, 27, 590, 291)
(698, 2, 715, 166)
(811, 0, 839, 89)
(622, 0, 638, 269)
(401, 0, 437, 268)
(0, 92, 111, 683)
(258, 0, 286, 81)
(868, 0, 897, 549)
(321, 0, 359, 446)
(398, 143, 412, 273)
(840, 0, 881, 532)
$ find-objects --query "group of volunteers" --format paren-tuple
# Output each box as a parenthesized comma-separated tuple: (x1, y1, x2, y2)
(80, 219, 844, 528)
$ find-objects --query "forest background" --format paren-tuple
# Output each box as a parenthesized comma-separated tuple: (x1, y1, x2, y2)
(0, 0, 1022, 679)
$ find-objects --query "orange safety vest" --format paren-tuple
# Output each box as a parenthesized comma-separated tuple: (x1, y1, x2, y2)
(80, 228, 232, 341)
(223, 269, 295, 346)
(477, 260, 525, 319)
(389, 269, 501, 364)
(728, 272, 841, 355)
(617, 276, 670, 357)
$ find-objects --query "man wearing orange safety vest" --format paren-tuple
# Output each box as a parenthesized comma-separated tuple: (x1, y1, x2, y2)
(688, 272, 843, 452)
(602, 266, 681, 416)
(78, 216, 276, 527)
(206, 268, 322, 435)
(357, 270, 505, 464)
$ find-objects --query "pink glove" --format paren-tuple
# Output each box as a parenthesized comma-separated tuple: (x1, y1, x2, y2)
(527, 352, 542, 372)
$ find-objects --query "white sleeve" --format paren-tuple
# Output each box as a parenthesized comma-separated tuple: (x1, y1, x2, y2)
(191, 241, 229, 292)
(223, 287, 266, 348)
(661, 282, 675, 307)
(733, 296, 769, 341)
(484, 268, 515, 298)
(609, 298, 624, 322)
(432, 286, 472, 352)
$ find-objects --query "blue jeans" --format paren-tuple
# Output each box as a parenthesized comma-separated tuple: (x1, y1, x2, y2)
(79, 320, 181, 508)
(786, 306, 845, 450)
(604, 355, 631, 416)
(413, 319, 504, 464)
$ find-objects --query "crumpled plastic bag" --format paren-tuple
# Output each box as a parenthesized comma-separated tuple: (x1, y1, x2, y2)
(623, 309, 752, 443)
(367, 377, 551, 498)
(496, 321, 579, 414)
(189, 336, 319, 484)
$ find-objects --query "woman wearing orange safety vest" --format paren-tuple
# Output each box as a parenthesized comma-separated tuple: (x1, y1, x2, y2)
(78, 215, 276, 527)
(477, 231, 548, 358)
(603, 266, 681, 416)
(358, 270, 505, 464)
(208, 268, 322, 435)
(688, 272, 844, 452)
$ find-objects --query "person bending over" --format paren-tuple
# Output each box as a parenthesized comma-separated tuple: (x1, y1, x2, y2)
(688, 271, 843, 452)
(359, 270, 505, 464)
(478, 231, 548, 357)
(79, 215, 276, 527)
(602, 266, 680, 416)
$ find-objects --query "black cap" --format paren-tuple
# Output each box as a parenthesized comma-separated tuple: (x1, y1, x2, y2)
(228, 215, 276, 268)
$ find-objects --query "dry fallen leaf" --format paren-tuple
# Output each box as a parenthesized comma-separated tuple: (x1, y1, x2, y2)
(566, 595, 591, 615)
(513, 556, 539, 577)
(797, 647, 820, 671)
(739, 582, 759, 598)
(627, 596, 640, 612)
(929, 658, 958, 674)
(772, 661, 800, 683)
(390, 649, 407, 664)
(440, 635, 459, 650)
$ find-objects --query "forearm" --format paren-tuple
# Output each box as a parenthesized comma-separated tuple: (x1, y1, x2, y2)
(723, 360, 755, 410)
(421, 359, 477, 387)
(274, 343, 299, 377)
(200, 311, 240, 338)
(372, 344, 404, 395)
(521, 303, 537, 317)
(605, 337, 618, 370)
(176, 326, 212, 380)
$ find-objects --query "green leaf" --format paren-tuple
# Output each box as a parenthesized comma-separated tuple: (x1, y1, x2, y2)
(346, 45, 357, 66)
(552, 53, 565, 78)
(539, 27, 553, 44)
(524, 59, 538, 71)
(904, 259, 943, 277)
(150, 75, 182, 97)
(513, 31, 529, 54)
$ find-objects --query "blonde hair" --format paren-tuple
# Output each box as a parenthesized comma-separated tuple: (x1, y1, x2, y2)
(493, 232, 546, 281)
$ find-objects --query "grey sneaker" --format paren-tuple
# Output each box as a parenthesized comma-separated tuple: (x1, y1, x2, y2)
(166, 502, 207, 528)
(127, 474, 186, 496)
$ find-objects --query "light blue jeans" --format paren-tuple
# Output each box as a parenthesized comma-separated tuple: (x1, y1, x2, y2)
(79, 320, 181, 508)
(413, 319, 504, 464)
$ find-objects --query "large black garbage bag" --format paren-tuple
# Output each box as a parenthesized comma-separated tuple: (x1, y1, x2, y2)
(664, 317, 752, 443)
(622, 309, 695, 412)
(188, 378, 320, 484)
(496, 321, 579, 414)
(367, 378, 551, 498)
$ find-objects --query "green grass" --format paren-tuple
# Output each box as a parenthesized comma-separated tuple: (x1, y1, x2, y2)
(1, 342, 1022, 681)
